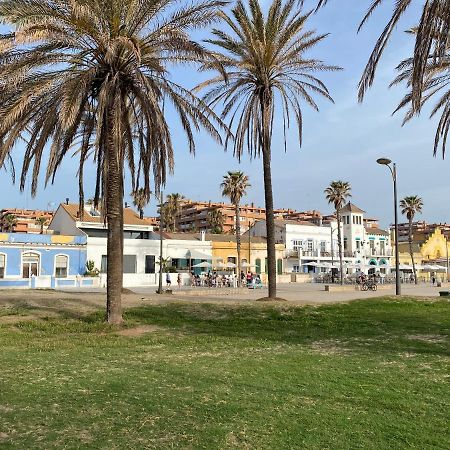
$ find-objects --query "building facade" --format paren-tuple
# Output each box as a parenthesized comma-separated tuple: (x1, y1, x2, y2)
(251, 202, 393, 275)
(0, 232, 90, 288)
(0, 209, 54, 234)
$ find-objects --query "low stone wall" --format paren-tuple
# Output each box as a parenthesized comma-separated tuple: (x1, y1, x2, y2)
(324, 284, 393, 292)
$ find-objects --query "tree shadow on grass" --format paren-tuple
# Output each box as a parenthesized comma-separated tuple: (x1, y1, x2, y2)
(124, 298, 450, 357)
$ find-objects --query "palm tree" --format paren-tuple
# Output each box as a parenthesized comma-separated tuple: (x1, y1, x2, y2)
(325, 181, 351, 285)
(165, 193, 185, 232)
(392, 29, 450, 157)
(132, 188, 148, 220)
(3, 214, 17, 232)
(400, 195, 423, 285)
(35, 217, 48, 234)
(0, 0, 226, 324)
(198, 0, 339, 298)
(207, 208, 225, 234)
(221, 171, 250, 283)
(315, 1, 450, 153)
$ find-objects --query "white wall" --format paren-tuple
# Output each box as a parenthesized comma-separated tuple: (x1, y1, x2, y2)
(48, 206, 84, 236)
(87, 237, 213, 287)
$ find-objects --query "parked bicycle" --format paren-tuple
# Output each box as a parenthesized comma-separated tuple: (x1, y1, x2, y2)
(361, 280, 377, 291)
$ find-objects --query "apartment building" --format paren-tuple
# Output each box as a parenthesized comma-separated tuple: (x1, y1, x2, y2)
(394, 220, 450, 242)
(175, 199, 327, 234)
(176, 200, 267, 234)
(0, 209, 54, 234)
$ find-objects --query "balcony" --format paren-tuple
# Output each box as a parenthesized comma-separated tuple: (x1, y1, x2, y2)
(362, 249, 393, 257)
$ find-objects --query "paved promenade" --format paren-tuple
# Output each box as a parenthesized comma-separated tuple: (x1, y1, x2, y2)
(131, 282, 447, 305)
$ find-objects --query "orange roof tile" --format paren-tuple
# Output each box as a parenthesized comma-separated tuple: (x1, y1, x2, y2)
(60, 203, 152, 227)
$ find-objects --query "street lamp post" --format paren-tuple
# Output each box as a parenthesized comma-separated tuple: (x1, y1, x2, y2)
(157, 191, 164, 294)
(377, 158, 401, 295)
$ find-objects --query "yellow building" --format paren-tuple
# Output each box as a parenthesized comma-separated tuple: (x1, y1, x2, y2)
(398, 228, 449, 280)
(208, 234, 285, 281)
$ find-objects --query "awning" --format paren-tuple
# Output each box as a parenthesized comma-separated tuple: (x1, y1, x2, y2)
(186, 250, 213, 260)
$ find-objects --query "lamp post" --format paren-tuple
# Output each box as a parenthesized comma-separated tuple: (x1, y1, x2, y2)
(330, 224, 339, 283)
(156, 191, 164, 294)
(377, 158, 401, 295)
(445, 235, 449, 282)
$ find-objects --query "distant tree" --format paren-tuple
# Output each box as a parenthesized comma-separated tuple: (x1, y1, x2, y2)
(207, 208, 225, 234)
(325, 181, 352, 285)
(165, 194, 185, 232)
(35, 217, 48, 234)
(132, 188, 149, 220)
(400, 196, 423, 284)
(3, 214, 17, 232)
(221, 171, 251, 283)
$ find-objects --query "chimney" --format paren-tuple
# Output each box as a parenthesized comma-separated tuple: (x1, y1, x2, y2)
(65, 198, 69, 205)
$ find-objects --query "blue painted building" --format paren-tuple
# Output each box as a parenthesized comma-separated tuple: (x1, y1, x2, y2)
(0, 232, 91, 288)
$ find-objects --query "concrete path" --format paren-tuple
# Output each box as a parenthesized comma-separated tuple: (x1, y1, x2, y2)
(129, 282, 447, 305)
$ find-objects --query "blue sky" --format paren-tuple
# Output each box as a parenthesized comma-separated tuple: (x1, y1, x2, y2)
(1, 0, 448, 228)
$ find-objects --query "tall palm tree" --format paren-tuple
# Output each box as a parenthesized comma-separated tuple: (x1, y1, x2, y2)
(315, 0, 450, 153)
(221, 171, 250, 281)
(3, 214, 17, 232)
(132, 188, 148, 220)
(198, 0, 339, 298)
(400, 195, 423, 284)
(165, 193, 185, 232)
(0, 0, 226, 323)
(392, 29, 450, 157)
(325, 181, 351, 285)
(35, 217, 48, 234)
(207, 208, 225, 234)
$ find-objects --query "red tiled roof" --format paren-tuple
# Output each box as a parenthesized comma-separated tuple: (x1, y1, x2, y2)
(60, 203, 152, 227)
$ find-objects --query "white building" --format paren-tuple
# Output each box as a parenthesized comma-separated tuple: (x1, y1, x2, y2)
(251, 202, 393, 275)
(49, 203, 212, 287)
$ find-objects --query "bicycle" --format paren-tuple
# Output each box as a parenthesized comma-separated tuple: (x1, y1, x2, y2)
(362, 280, 377, 291)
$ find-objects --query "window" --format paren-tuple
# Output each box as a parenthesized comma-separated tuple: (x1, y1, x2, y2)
(292, 240, 303, 250)
(145, 255, 156, 274)
(0, 254, 5, 278)
(123, 255, 137, 274)
(22, 252, 39, 278)
(101, 255, 108, 273)
(356, 241, 361, 250)
(307, 240, 313, 251)
(255, 258, 261, 274)
(343, 238, 348, 250)
(320, 241, 326, 252)
(277, 259, 283, 275)
(293, 265, 299, 273)
(55, 255, 68, 278)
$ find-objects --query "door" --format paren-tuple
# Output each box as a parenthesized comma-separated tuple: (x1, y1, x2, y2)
(22, 253, 40, 278)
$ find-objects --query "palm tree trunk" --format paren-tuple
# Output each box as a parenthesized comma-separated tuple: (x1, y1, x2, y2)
(336, 209, 344, 285)
(235, 202, 241, 286)
(139, 208, 143, 220)
(106, 136, 123, 325)
(409, 217, 417, 284)
(260, 95, 276, 299)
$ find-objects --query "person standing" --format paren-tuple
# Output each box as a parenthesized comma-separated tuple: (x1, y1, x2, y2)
(177, 273, 182, 289)
(166, 272, 171, 288)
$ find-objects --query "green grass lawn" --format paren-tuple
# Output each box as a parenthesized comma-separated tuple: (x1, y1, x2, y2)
(1, 297, 449, 449)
